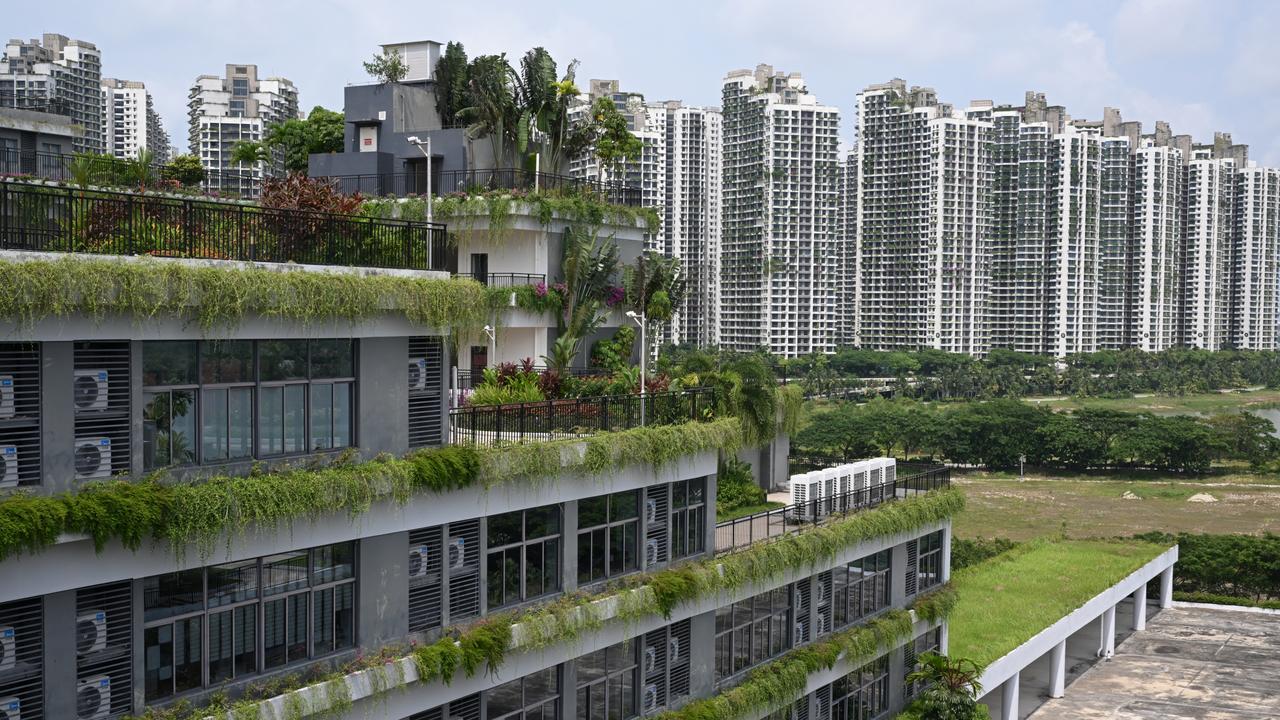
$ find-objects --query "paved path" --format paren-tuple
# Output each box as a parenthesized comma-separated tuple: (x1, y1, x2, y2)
(1028, 604, 1280, 719)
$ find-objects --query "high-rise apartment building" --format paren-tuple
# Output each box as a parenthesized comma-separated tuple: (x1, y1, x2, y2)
(100, 78, 169, 164)
(1180, 148, 1235, 349)
(662, 101, 723, 347)
(0, 34, 103, 153)
(836, 151, 858, 348)
(854, 79, 990, 356)
(720, 65, 840, 357)
(1231, 165, 1280, 350)
(1129, 136, 1185, 352)
(188, 64, 298, 195)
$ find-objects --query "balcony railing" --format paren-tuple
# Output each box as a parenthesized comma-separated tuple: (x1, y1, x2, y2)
(0, 181, 448, 270)
(713, 465, 950, 555)
(317, 168, 643, 207)
(459, 271, 546, 287)
(0, 149, 264, 197)
(454, 364, 614, 391)
(449, 387, 716, 445)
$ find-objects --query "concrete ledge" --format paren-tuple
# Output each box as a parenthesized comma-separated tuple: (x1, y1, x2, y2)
(1171, 600, 1280, 616)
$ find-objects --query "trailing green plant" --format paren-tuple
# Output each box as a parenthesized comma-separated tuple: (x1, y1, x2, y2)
(0, 255, 491, 334)
(911, 582, 958, 623)
(361, 191, 660, 240)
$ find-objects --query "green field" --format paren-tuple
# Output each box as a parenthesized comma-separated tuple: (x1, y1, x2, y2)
(1026, 388, 1280, 415)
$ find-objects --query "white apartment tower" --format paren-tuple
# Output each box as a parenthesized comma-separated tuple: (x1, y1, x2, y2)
(0, 34, 103, 152)
(837, 151, 858, 347)
(854, 79, 990, 356)
(1130, 133, 1185, 352)
(720, 65, 840, 357)
(188, 64, 298, 195)
(101, 78, 170, 164)
(663, 102, 723, 347)
(1180, 148, 1235, 349)
(1231, 165, 1280, 350)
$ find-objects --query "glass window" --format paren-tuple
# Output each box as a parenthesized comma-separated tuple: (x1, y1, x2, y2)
(835, 550, 891, 628)
(576, 640, 637, 720)
(143, 617, 202, 702)
(144, 569, 204, 622)
(917, 531, 944, 592)
(259, 340, 308, 381)
(143, 341, 197, 386)
(670, 478, 706, 560)
(310, 383, 352, 450)
(489, 668, 561, 720)
(201, 340, 253, 383)
(143, 390, 196, 469)
(309, 339, 353, 378)
(312, 542, 355, 584)
(578, 491, 640, 586)
(208, 559, 258, 607)
(263, 550, 309, 595)
(714, 585, 791, 683)
(487, 505, 562, 609)
(259, 384, 307, 456)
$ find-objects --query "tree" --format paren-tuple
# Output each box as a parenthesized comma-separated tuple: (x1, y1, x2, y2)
(263, 106, 345, 172)
(1206, 412, 1280, 468)
(458, 54, 518, 168)
(363, 49, 407, 84)
(433, 41, 469, 125)
(161, 154, 207, 186)
(903, 653, 989, 720)
(568, 97, 642, 182)
(230, 140, 271, 167)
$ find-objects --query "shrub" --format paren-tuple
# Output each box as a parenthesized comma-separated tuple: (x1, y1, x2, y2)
(951, 537, 1020, 571)
(716, 456, 765, 515)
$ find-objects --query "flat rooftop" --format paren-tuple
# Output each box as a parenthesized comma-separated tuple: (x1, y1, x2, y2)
(1029, 604, 1280, 719)
(948, 539, 1170, 668)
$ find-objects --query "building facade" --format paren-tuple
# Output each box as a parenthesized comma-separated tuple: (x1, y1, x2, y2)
(0, 34, 103, 153)
(100, 78, 169, 164)
(720, 65, 840, 357)
(1231, 166, 1280, 350)
(188, 64, 298, 195)
(662, 102, 723, 348)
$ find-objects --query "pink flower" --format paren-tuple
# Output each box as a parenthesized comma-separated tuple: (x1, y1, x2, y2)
(553, 282, 568, 294)
(605, 286, 626, 307)
(534, 282, 548, 297)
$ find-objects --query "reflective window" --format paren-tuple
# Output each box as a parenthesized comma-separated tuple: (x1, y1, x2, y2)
(487, 505, 561, 609)
(670, 478, 706, 560)
(488, 668, 560, 720)
(578, 491, 639, 585)
(714, 585, 791, 683)
(576, 640, 637, 720)
(833, 550, 891, 629)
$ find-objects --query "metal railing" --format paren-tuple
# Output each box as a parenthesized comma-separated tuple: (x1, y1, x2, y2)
(0, 180, 448, 270)
(0, 149, 264, 197)
(454, 364, 614, 391)
(317, 168, 643, 207)
(449, 387, 716, 445)
(714, 465, 950, 555)
(459, 271, 546, 288)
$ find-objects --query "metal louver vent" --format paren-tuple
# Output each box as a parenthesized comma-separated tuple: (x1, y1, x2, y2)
(408, 525, 443, 632)
(643, 626, 668, 712)
(73, 342, 131, 480)
(0, 596, 44, 720)
(668, 619, 691, 699)
(0, 343, 41, 487)
(815, 571, 833, 638)
(644, 486, 669, 568)
(407, 692, 478, 720)
(905, 539, 919, 597)
(76, 581, 132, 720)
(408, 337, 444, 448)
(444, 519, 480, 622)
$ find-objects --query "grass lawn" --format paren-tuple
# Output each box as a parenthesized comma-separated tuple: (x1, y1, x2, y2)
(953, 472, 1280, 540)
(948, 539, 1170, 668)
(1026, 388, 1280, 415)
(716, 501, 784, 523)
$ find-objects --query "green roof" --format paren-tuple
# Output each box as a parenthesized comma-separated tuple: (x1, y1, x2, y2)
(948, 539, 1170, 668)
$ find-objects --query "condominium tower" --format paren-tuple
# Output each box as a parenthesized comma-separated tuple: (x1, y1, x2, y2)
(662, 101, 723, 348)
(188, 64, 298, 195)
(100, 78, 170, 164)
(0, 34, 103, 153)
(720, 65, 840, 357)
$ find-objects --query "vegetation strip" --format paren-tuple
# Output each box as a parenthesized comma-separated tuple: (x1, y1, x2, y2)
(362, 192, 662, 241)
(947, 538, 1171, 668)
(0, 418, 742, 562)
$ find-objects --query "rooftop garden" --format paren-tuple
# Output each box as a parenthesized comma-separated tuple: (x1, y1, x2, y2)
(946, 538, 1172, 668)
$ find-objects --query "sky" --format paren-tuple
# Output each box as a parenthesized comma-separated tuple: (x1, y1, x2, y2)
(9, 0, 1280, 165)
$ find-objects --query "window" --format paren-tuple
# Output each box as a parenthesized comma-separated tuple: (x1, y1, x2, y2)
(669, 478, 706, 560)
(487, 505, 561, 609)
(578, 491, 640, 585)
(830, 655, 889, 720)
(142, 542, 355, 702)
(142, 340, 354, 468)
(576, 640, 637, 720)
(905, 628, 942, 699)
(487, 668, 560, 720)
(714, 586, 791, 683)
(833, 550, 891, 628)
(917, 531, 944, 591)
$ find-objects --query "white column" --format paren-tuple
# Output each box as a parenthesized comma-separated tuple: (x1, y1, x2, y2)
(1001, 671, 1021, 720)
(1049, 639, 1066, 698)
(1102, 605, 1116, 658)
(940, 620, 950, 655)
(1160, 565, 1174, 608)
(1133, 583, 1147, 631)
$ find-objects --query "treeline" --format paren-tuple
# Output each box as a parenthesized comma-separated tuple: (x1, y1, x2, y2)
(796, 397, 1280, 473)
(779, 347, 1280, 400)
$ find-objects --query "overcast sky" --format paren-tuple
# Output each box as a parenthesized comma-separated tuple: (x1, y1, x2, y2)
(9, 0, 1280, 164)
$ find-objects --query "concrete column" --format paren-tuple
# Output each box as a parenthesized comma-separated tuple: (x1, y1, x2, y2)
(1000, 671, 1020, 720)
(1101, 605, 1116, 658)
(357, 531, 409, 648)
(703, 471, 718, 556)
(41, 341, 75, 493)
(887, 644, 906, 713)
(562, 500, 579, 593)
(1049, 640, 1066, 698)
(939, 620, 950, 655)
(1160, 565, 1174, 609)
(1133, 582, 1147, 631)
(940, 522, 952, 584)
(129, 340, 144, 478)
(43, 590, 77, 720)
(357, 337, 409, 456)
(688, 610, 716, 699)
(890, 541, 908, 606)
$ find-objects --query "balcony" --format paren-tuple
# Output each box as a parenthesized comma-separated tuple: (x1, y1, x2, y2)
(0, 180, 449, 271)
(457, 271, 546, 287)
(316, 168, 644, 207)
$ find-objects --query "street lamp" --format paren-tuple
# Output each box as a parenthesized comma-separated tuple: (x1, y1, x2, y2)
(406, 135, 432, 221)
(626, 310, 646, 426)
(482, 324, 495, 369)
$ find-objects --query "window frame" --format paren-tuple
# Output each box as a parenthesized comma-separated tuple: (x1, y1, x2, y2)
(577, 491, 640, 586)
(669, 478, 707, 560)
(487, 667, 561, 720)
(833, 549, 892, 629)
(486, 505, 562, 610)
(917, 531, 944, 592)
(714, 585, 792, 684)
(575, 639, 638, 720)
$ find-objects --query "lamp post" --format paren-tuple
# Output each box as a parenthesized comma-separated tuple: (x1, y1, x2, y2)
(626, 310, 646, 426)
(406, 135, 433, 221)
(482, 324, 495, 369)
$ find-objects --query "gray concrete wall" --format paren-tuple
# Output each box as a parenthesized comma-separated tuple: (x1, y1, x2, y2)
(358, 531, 410, 649)
(358, 336, 409, 457)
(39, 341, 75, 493)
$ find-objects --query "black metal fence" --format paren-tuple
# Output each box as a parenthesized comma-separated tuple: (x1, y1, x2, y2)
(454, 364, 615, 391)
(449, 387, 716, 445)
(0, 181, 448, 270)
(461, 271, 546, 287)
(714, 465, 950, 555)
(318, 168, 643, 207)
(0, 149, 265, 197)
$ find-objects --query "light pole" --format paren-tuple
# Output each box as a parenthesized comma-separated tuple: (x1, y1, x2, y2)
(406, 135, 433, 222)
(626, 310, 646, 426)
(482, 324, 495, 369)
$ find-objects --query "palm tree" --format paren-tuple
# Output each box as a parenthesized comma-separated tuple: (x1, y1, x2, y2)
(904, 653, 987, 720)
(457, 54, 518, 170)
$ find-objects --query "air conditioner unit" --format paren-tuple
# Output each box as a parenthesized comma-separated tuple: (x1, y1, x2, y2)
(0, 375, 14, 419)
(76, 611, 106, 656)
(0, 445, 17, 488)
(794, 621, 807, 643)
(73, 370, 109, 411)
(790, 471, 825, 520)
(74, 438, 111, 480)
(817, 614, 831, 635)
(668, 636, 681, 664)
(645, 539, 659, 568)
(76, 674, 110, 720)
(644, 497, 659, 524)
(643, 684, 659, 712)
(0, 697, 19, 720)
(0, 625, 13, 672)
(408, 545, 432, 579)
(408, 358, 427, 391)
(446, 537, 467, 570)
(643, 645, 657, 673)
(816, 580, 829, 604)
